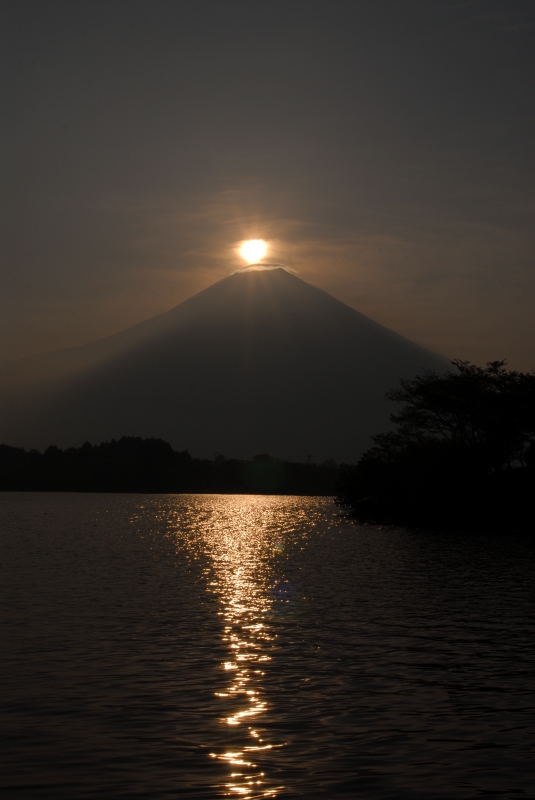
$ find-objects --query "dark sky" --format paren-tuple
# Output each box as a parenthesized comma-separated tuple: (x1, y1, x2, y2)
(2, 0, 534, 368)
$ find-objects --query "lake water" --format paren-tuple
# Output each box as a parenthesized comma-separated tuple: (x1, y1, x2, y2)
(1, 493, 534, 798)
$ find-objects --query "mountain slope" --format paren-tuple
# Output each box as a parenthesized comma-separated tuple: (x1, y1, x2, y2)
(0, 268, 448, 462)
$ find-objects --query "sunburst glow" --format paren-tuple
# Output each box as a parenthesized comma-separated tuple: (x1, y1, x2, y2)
(240, 240, 267, 264)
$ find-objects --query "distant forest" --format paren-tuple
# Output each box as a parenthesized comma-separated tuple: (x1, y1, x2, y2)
(0, 438, 339, 496)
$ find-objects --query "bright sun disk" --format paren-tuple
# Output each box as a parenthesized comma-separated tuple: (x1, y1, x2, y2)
(240, 240, 267, 264)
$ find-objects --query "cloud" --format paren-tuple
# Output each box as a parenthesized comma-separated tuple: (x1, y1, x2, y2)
(231, 264, 298, 275)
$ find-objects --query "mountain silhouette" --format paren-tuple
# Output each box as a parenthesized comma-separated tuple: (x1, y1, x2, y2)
(0, 268, 447, 462)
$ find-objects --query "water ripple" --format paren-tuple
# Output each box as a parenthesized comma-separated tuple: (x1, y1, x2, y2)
(1, 493, 534, 798)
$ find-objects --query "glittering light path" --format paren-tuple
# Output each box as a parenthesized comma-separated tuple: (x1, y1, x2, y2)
(199, 498, 297, 797)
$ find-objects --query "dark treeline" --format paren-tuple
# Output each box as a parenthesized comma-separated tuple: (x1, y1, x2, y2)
(337, 360, 535, 531)
(0, 438, 339, 495)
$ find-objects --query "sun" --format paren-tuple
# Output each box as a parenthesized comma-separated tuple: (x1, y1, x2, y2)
(240, 239, 267, 264)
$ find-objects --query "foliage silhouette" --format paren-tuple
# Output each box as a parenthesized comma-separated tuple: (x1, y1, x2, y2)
(337, 361, 535, 530)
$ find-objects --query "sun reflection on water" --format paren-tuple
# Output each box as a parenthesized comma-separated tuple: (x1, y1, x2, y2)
(191, 495, 307, 797)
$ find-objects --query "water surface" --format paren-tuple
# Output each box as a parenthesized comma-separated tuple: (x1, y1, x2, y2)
(1, 493, 534, 798)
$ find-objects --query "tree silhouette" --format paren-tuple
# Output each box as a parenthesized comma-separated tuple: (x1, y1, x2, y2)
(337, 361, 535, 530)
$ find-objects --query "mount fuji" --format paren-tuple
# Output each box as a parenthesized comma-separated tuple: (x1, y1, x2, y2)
(0, 267, 447, 462)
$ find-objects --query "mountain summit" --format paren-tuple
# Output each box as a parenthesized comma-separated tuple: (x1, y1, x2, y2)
(0, 268, 447, 462)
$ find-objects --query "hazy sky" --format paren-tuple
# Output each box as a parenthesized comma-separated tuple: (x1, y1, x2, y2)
(2, 0, 534, 368)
